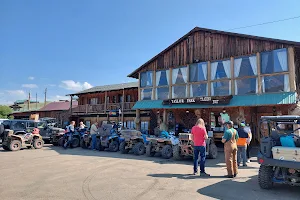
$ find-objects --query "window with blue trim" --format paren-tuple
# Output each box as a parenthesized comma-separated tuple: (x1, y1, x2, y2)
(211, 81, 230, 96)
(140, 71, 153, 88)
(190, 83, 207, 97)
(211, 60, 231, 80)
(189, 63, 207, 82)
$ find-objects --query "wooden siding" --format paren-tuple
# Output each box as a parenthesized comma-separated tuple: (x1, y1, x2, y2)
(133, 30, 294, 77)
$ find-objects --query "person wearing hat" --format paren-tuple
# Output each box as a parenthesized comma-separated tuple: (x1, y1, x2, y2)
(222, 121, 239, 178)
(237, 122, 250, 167)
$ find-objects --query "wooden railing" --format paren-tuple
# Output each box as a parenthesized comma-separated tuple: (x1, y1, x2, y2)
(72, 102, 136, 114)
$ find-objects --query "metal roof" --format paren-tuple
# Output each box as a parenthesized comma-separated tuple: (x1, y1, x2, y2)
(128, 26, 300, 78)
(68, 82, 138, 96)
(133, 92, 297, 109)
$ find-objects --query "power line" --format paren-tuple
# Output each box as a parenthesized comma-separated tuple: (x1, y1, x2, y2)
(226, 15, 300, 31)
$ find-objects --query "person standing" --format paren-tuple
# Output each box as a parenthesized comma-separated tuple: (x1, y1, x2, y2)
(191, 118, 210, 177)
(222, 121, 239, 178)
(244, 123, 252, 163)
(237, 122, 250, 167)
(90, 122, 98, 150)
(64, 121, 75, 149)
(79, 121, 85, 129)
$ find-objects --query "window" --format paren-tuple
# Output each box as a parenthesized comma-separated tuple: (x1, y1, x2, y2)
(156, 87, 169, 100)
(189, 62, 207, 82)
(126, 95, 131, 102)
(12, 121, 26, 130)
(90, 98, 98, 105)
(141, 121, 149, 131)
(261, 48, 288, 74)
(211, 81, 231, 96)
(141, 88, 152, 100)
(2, 121, 10, 129)
(118, 94, 123, 103)
(125, 121, 135, 129)
(172, 85, 187, 98)
(234, 56, 257, 78)
(37, 122, 47, 129)
(235, 78, 257, 95)
(211, 60, 231, 80)
(27, 122, 35, 128)
(190, 83, 208, 97)
(234, 55, 258, 95)
(112, 96, 117, 103)
(140, 71, 153, 87)
(172, 67, 187, 84)
(156, 70, 169, 86)
(262, 74, 290, 93)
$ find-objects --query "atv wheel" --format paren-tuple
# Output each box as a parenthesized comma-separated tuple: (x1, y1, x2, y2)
(258, 165, 274, 189)
(2, 144, 10, 151)
(58, 137, 64, 146)
(27, 146, 33, 149)
(52, 142, 58, 146)
(208, 143, 218, 159)
(161, 145, 173, 159)
(33, 139, 44, 149)
(133, 142, 145, 156)
(109, 141, 119, 152)
(72, 138, 80, 148)
(146, 144, 155, 157)
(9, 140, 22, 151)
(119, 141, 129, 154)
(81, 140, 88, 149)
(173, 145, 183, 160)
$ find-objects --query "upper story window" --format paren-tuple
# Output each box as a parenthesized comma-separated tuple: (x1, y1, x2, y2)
(140, 71, 153, 88)
(172, 67, 187, 84)
(189, 62, 207, 82)
(211, 60, 231, 80)
(261, 48, 288, 74)
(90, 98, 98, 105)
(156, 70, 169, 86)
(126, 95, 131, 102)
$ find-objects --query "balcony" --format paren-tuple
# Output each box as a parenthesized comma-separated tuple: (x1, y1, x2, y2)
(72, 102, 136, 114)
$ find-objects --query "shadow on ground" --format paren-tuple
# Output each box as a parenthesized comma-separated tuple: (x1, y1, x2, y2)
(197, 175, 300, 200)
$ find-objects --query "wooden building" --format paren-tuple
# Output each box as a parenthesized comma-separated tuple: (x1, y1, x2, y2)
(128, 27, 300, 144)
(69, 82, 150, 131)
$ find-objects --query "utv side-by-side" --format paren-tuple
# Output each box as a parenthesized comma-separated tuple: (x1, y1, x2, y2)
(257, 115, 300, 189)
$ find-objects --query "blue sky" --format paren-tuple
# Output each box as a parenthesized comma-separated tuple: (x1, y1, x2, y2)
(0, 0, 300, 104)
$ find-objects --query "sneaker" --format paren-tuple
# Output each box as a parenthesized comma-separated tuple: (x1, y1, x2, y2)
(247, 160, 251, 163)
(200, 172, 211, 177)
(234, 174, 238, 177)
(193, 171, 198, 175)
(243, 164, 248, 167)
(225, 175, 234, 178)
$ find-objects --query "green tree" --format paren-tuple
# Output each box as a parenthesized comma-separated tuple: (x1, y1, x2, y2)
(0, 105, 12, 119)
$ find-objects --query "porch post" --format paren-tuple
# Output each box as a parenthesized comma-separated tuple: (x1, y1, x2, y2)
(135, 109, 141, 131)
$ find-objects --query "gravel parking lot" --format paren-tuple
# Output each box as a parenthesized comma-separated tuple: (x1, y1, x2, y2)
(0, 145, 299, 200)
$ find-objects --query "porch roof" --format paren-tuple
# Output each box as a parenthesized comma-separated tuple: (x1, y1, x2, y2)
(133, 92, 297, 110)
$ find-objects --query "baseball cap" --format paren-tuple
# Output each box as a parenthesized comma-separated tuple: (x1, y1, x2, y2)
(240, 122, 246, 127)
(225, 121, 234, 125)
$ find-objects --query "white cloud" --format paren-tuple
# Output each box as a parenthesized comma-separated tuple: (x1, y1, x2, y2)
(60, 80, 93, 91)
(0, 90, 27, 105)
(22, 84, 38, 88)
(28, 76, 35, 80)
(48, 95, 70, 102)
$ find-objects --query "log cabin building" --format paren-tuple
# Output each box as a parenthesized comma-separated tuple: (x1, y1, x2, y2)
(128, 27, 300, 144)
(69, 82, 151, 131)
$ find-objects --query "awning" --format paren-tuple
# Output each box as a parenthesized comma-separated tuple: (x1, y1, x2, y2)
(133, 92, 297, 110)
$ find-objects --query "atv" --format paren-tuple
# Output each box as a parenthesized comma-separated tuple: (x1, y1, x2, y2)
(145, 132, 177, 159)
(2, 128, 44, 151)
(98, 124, 121, 152)
(173, 133, 218, 160)
(119, 130, 147, 155)
(81, 132, 100, 150)
(53, 129, 82, 148)
(257, 115, 300, 189)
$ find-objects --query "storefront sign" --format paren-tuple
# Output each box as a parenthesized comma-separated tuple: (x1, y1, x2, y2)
(162, 95, 233, 105)
(108, 110, 119, 117)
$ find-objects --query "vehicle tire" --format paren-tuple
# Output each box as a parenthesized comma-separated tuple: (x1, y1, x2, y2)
(27, 146, 33, 149)
(258, 165, 274, 189)
(146, 143, 155, 157)
(81, 139, 87, 149)
(173, 145, 183, 160)
(9, 140, 22, 151)
(109, 140, 119, 152)
(2, 144, 10, 151)
(161, 144, 173, 159)
(133, 142, 145, 156)
(58, 137, 64, 146)
(208, 143, 218, 159)
(72, 137, 80, 148)
(119, 141, 129, 154)
(52, 142, 58, 146)
(33, 139, 44, 149)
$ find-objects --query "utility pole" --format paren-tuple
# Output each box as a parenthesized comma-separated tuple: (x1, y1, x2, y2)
(28, 91, 31, 110)
(44, 88, 47, 106)
(36, 93, 38, 109)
